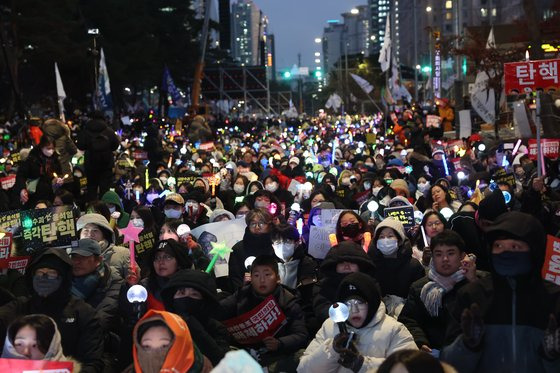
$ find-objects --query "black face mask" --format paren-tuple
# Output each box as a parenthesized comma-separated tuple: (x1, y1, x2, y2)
(172, 297, 205, 319)
(341, 223, 361, 238)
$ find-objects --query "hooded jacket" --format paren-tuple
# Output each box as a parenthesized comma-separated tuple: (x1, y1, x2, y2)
(161, 269, 231, 365)
(101, 190, 130, 228)
(41, 119, 78, 178)
(0, 249, 104, 373)
(130, 310, 211, 373)
(15, 146, 62, 206)
(441, 212, 560, 373)
(76, 118, 120, 171)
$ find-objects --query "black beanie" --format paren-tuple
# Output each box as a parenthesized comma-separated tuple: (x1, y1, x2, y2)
(320, 241, 375, 275)
(161, 269, 219, 309)
(478, 188, 507, 221)
(30, 253, 70, 278)
(337, 272, 381, 328)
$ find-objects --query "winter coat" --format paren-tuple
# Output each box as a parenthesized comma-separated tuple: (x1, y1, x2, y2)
(101, 190, 130, 228)
(220, 284, 309, 353)
(398, 271, 489, 350)
(15, 147, 62, 206)
(447, 212, 491, 271)
(297, 302, 418, 373)
(0, 249, 104, 373)
(101, 242, 130, 280)
(0, 268, 28, 303)
(41, 120, 78, 179)
(76, 118, 120, 172)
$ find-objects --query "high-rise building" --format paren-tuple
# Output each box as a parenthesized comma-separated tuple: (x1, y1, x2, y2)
(342, 5, 372, 57)
(322, 21, 346, 74)
(231, 0, 262, 65)
(218, 0, 232, 51)
(367, 0, 399, 58)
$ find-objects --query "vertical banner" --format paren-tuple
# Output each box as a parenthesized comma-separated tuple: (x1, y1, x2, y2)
(542, 235, 560, 285)
(459, 110, 472, 139)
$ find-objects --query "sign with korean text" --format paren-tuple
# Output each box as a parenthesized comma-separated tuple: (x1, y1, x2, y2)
(426, 115, 441, 128)
(384, 206, 415, 228)
(0, 210, 21, 232)
(223, 295, 287, 345)
(504, 58, 560, 94)
(135, 231, 156, 255)
(20, 206, 78, 252)
(199, 142, 215, 151)
(493, 169, 516, 188)
(0, 232, 12, 267)
(0, 174, 16, 190)
(0, 358, 73, 373)
(542, 235, 560, 285)
(8, 256, 30, 274)
(132, 150, 148, 161)
(528, 139, 560, 160)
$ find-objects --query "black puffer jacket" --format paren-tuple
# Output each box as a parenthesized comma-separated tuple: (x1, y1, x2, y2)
(0, 248, 104, 373)
(76, 118, 120, 171)
(15, 147, 62, 206)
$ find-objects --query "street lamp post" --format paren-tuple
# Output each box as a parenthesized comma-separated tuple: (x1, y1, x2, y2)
(413, 0, 418, 101)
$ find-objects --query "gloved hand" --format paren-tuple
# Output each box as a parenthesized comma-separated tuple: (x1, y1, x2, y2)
(461, 303, 485, 349)
(543, 314, 560, 360)
(333, 333, 357, 354)
(338, 349, 364, 373)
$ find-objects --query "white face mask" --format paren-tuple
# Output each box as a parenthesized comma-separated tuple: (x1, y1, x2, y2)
(371, 186, 383, 197)
(417, 182, 431, 193)
(108, 206, 116, 214)
(341, 177, 351, 186)
(254, 200, 270, 209)
(131, 218, 144, 228)
(42, 148, 55, 157)
(234, 184, 245, 194)
(159, 177, 168, 185)
(377, 238, 399, 256)
(164, 208, 183, 219)
(265, 182, 279, 193)
(272, 242, 296, 261)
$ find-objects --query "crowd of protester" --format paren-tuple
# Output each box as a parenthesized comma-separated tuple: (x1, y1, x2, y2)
(0, 105, 557, 373)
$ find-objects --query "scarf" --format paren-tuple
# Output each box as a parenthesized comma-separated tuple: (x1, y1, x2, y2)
(420, 260, 464, 317)
(137, 346, 171, 373)
(71, 265, 103, 300)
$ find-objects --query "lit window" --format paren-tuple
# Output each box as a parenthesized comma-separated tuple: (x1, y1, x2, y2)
(446, 12, 453, 20)
(445, 1, 453, 9)
(492, 8, 497, 16)
(481, 8, 488, 17)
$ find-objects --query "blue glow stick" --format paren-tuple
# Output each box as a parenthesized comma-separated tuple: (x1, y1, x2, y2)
(441, 153, 449, 176)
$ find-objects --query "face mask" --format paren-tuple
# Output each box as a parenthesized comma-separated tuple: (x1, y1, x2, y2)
(186, 202, 199, 216)
(108, 206, 116, 214)
(377, 238, 399, 255)
(172, 297, 205, 319)
(372, 186, 382, 197)
(74, 172, 83, 179)
(365, 163, 374, 168)
(492, 251, 532, 277)
(272, 242, 296, 261)
(159, 177, 168, 185)
(417, 182, 430, 193)
(341, 223, 361, 238)
(146, 193, 159, 204)
(236, 212, 247, 219)
(234, 184, 245, 194)
(265, 182, 279, 193)
(254, 200, 270, 209)
(131, 218, 144, 228)
(33, 275, 62, 297)
(341, 177, 351, 186)
(363, 181, 372, 190)
(330, 184, 336, 192)
(164, 208, 183, 219)
(42, 148, 55, 157)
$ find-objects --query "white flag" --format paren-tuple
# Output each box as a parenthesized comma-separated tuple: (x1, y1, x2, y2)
(55, 63, 66, 99)
(486, 26, 496, 49)
(325, 93, 342, 110)
(378, 15, 391, 72)
(97, 48, 112, 110)
(350, 73, 373, 94)
(470, 70, 495, 124)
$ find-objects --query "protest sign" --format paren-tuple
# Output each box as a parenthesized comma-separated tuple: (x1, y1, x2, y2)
(191, 218, 246, 277)
(0, 358, 73, 373)
(223, 295, 287, 345)
(493, 169, 516, 187)
(459, 110, 472, 139)
(0, 232, 12, 267)
(542, 235, 560, 285)
(528, 139, 560, 160)
(20, 206, 78, 252)
(8, 256, 30, 274)
(308, 225, 335, 260)
(426, 115, 441, 128)
(132, 150, 148, 160)
(504, 58, 560, 94)
(0, 210, 21, 232)
(135, 231, 156, 255)
(384, 205, 415, 228)
(0, 174, 16, 190)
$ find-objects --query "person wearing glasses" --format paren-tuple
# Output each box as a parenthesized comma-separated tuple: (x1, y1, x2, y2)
(226, 208, 275, 293)
(412, 211, 448, 267)
(298, 272, 417, 372)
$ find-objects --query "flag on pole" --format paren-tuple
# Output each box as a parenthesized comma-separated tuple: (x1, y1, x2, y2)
(470, 70, 496, 124)
(378, 15, 391, 72)
(162, 66, 182, 105)
(486, 26, 496, 49)
(55, 62, 66, 121)
(325, 93, 342, 110)
(97, 48, 112, 111)
(350, 73, 374, 94)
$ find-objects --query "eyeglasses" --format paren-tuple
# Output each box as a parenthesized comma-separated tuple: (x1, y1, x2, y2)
(35, 269, 59, 279)
(426, 221, 443, 228)
(81, 227, 102, 235)
(249, 222, 269, 229)
(344, 299, 368, 310)
(153, 254, 175, 262)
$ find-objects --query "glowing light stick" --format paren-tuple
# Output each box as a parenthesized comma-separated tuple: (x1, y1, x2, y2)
(205, 241, 233, 273)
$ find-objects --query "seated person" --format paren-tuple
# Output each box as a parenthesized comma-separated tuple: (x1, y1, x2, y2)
(220, 255, 308, 372)
(398, 230, 482, 352)
(298, 272, 417, 372)
(71, 238, 123, 331)
(126, 309, 212, 373)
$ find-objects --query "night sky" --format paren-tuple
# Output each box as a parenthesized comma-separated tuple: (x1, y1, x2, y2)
(254, 0, 366, 70)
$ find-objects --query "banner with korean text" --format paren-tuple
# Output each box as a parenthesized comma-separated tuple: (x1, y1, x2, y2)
(542, 235, 560, 285)
(504, 58, 560, 94)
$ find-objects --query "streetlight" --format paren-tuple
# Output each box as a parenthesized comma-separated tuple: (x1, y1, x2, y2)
(314, 52, 321, 57)
(314, 38, 321, 43)
(426, 6, 432, 12)
(350, 8, 359, 15)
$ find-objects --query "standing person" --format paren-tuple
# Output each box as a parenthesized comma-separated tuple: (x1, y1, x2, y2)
(16, 135, 63, 208)
(41, 118, 78, 184)
(77, 111, 120, 201)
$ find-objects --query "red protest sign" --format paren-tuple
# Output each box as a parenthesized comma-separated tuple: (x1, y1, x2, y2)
(528, 139, 560, 160)
(132, 150, 148, 160)
(542, 235, 560, 285)
(0, 232, 12, 268)
(0, 175, 16, 190)
(8, 256, 30, 274)
(504, 58, 560, 94)
(223, 295, 287, 345)
(426, 115, 441, 128)
(0, 358, 74, 372)
(199, 142, 215, 151)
